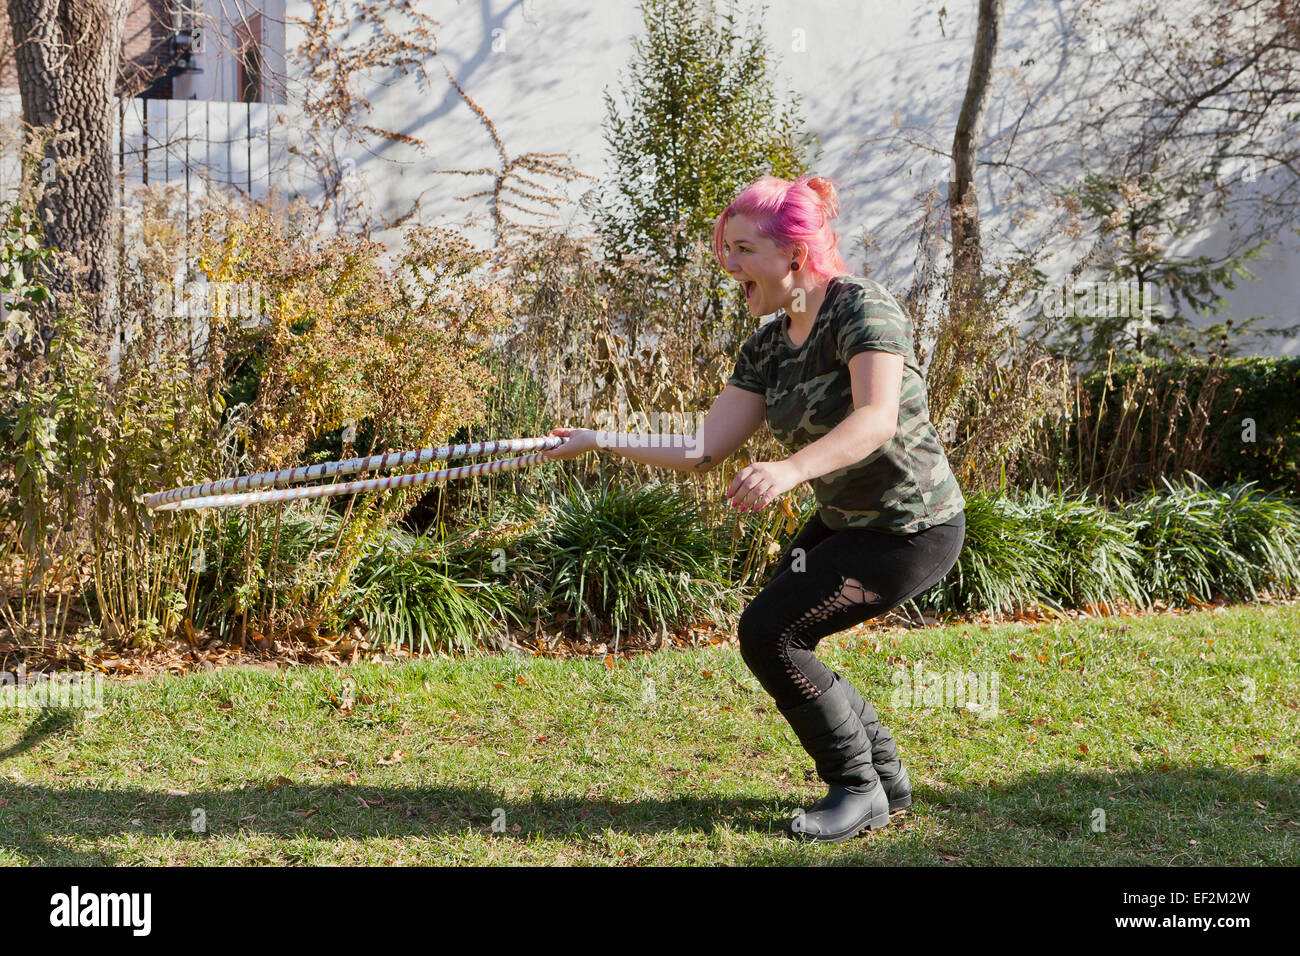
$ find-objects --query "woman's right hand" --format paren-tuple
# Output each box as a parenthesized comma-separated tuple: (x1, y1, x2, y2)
(543, 427, 599, 461)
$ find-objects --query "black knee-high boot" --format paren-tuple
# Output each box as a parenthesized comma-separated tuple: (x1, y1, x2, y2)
(831, 671, 912, 812)
(777, 679, 891, 842)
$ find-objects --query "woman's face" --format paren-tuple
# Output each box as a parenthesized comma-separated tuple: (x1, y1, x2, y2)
(721, 213, 799, 316)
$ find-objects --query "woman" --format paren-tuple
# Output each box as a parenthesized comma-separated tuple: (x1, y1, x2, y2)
(543, 174, 966, 843)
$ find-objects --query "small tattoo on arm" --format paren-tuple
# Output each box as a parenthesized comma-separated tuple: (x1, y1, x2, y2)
(693, 456, 712, 471)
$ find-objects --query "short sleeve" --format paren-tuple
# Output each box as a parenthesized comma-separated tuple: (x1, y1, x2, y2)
(836, 283, 911, 365)
(726, 331, 767, 395)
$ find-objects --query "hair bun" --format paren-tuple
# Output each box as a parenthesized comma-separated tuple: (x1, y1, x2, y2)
(804, 175, 840, 220)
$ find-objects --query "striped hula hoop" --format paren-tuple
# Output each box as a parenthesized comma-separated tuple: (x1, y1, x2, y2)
(144, 435, 568, 513)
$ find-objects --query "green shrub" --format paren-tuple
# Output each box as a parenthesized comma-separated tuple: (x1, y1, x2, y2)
(924, 476, 1300, 615)
(1023, 486, 1149, 610)
(1123, 475, 1300, 604)
(173, 472, 1300, 650)
(512, 475, 741, 645)
(1035, 356, 1300, 497)
(186, 507, 345, 642)
(927, 493, 1060, 614)
(340, 526, 519, 655)
(187, 505, 518, 654)
(1202, 357, 1300, 493)
(1216, 481, 1300, 595)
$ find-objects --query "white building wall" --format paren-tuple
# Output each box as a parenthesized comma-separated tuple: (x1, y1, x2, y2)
(0, 0, 1293, 356)
(270, 0, 1297, 356)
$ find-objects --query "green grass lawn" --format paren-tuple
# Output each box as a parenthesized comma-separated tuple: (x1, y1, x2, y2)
(1, 602, 1296, 865)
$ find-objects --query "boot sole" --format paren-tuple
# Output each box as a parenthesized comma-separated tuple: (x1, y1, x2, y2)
(888, 793, 912, 813)
(787, 806, 892, 844)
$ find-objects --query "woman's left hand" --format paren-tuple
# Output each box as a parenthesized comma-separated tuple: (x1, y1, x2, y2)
(727, 460, 802, 512)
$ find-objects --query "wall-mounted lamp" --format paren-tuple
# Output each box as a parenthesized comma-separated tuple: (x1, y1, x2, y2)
(169, 28, 206, 73)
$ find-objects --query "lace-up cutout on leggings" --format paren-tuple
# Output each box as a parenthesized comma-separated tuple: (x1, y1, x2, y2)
(737, 508, 965, 711)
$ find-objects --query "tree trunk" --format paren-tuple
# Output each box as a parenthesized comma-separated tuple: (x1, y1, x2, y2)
(6, 0, 128, 358)
(950, 0, 1003, 296)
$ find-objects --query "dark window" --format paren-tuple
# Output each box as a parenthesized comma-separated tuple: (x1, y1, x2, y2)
(237, 13, 263, 103)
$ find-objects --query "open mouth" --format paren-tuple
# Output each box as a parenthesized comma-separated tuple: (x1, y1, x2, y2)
(742, 280, 756, 301)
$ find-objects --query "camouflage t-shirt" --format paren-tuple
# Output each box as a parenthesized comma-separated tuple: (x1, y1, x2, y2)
(726, 274, 966, 534)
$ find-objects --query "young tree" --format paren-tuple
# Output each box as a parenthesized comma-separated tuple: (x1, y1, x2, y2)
(950, 0, 1004, 299)
(869, 0, 1300, 367)
(1034, 168, 1277, 366)
(591, 0, 812, 289)
(1032, 0, 1300, 364)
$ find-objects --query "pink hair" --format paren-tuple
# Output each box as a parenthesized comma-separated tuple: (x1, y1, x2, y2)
(712, 174, 849, 282)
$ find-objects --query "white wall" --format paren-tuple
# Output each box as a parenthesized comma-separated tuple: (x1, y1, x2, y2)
(2, 1, 1293, 356)
(271, 0, 1296, 356)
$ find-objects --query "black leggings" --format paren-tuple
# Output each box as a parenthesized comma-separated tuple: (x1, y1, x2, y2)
(737, 509, 966, 710)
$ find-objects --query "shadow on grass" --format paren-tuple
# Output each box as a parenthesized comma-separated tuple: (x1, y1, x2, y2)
(1, 763, 1296, 865)
(0, 707, 82, 762)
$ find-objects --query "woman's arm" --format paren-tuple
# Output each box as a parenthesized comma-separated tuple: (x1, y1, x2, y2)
(726, 350, 903, 510)
(544, 385, 766, 473)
